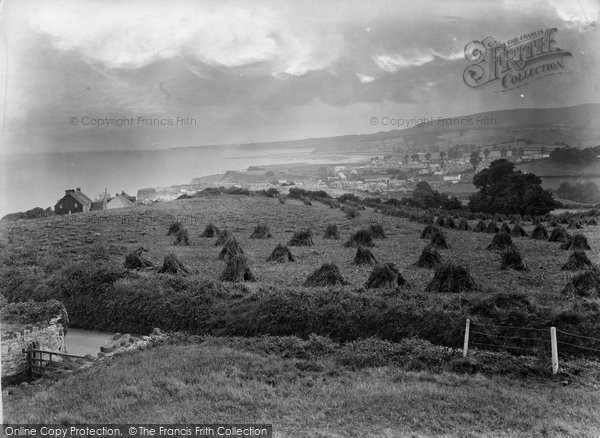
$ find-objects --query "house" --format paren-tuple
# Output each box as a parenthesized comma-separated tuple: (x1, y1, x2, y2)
(54, 188, 92, 215)
(443, 174, 462, 183)
(119, 191, 136, 203)
(106, 194, 135, 209)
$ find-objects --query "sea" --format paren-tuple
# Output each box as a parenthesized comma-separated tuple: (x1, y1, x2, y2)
(0, 145, 338, 217)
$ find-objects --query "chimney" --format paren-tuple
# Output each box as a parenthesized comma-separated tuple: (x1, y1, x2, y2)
(76, 187, 81, 192)
(65, 189, 75, 195)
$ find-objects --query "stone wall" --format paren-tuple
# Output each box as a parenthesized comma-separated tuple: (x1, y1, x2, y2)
(1, 317, 66, 377)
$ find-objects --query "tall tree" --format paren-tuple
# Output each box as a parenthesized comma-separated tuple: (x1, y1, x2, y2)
(469, 151, 482, 171)
(469, 159, 558, 215)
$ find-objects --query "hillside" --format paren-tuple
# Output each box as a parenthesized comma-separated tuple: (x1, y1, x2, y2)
(2, 194, 600, 434)
(222, 103, 600, 154)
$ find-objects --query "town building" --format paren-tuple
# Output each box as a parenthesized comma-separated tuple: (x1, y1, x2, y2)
(54, 188, 92, 215)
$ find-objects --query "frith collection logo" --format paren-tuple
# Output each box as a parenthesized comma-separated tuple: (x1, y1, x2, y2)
(463, 28, 571, 91)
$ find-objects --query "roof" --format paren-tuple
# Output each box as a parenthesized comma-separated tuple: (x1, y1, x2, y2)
(57, 190, 92, 206)
(106, 195, 134, 209)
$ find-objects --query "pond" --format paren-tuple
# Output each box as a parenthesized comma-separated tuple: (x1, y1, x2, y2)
(65, 329, 115, 357)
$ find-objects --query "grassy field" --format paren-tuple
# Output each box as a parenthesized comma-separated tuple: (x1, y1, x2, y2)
(1, 195, 598, 303)
(4, 338, 600, 437)
(2, 194, 600, 435)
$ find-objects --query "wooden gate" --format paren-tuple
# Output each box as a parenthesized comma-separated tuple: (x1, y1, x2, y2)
(24, 343, 85, 379)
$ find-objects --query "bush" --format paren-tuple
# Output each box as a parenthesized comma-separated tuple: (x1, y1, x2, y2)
(1, 299, 68, 326)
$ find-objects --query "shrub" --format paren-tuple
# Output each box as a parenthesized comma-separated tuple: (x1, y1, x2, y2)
(1, 299, 68, 326)
(425, 263, 477, 293)
(303, 264, 348, 287)
(288, 229, 314, 247)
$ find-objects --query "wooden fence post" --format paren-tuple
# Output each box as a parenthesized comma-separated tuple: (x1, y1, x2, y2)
(463, 319, 470, 358)
(551, 327, 558, 374)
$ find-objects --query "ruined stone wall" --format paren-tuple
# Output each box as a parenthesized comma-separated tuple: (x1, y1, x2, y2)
(1, 317, 66, 377)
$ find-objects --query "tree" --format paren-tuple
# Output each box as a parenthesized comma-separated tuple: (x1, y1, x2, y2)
(439, 151, 446, 161)
(469, 159, 558, 215)
(411, 153, 420, 162)
(500, 148, 508, 158)
(517, 147, 525, 158)
(404, 154, 409, 164)
(425, 152, 431, 161)
(469, 151, 482, 171)
(410, 181, 462, 210)
(483, 148, 490, 160)
(540, 146, 546, 156)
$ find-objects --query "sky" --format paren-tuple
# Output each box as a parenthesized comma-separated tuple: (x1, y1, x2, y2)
(0, 0, 599, 154)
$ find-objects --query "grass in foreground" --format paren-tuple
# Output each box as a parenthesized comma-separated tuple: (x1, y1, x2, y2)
(4, 340, 600, 437)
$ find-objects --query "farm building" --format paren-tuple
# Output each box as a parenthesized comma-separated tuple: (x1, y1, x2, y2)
(54, 188, 92, 215)
(106, 194, 134, 209)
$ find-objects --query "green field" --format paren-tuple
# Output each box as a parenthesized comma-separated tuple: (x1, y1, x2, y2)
(2, 194, 600, 435)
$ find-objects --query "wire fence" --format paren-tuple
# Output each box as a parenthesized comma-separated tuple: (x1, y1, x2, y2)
(464, 319, 600, 387)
